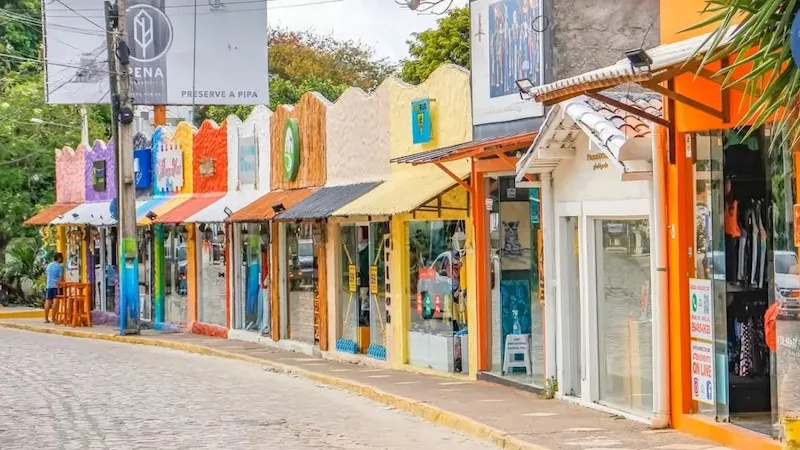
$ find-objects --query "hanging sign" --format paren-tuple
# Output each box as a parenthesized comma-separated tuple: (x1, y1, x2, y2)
(411, 98, 432, 144)
(691, 340, 715, 404)
(348, 264, 357, 293)
(133, 149, 152, 189)
(283, 118, 300, 181)
(238, 135, 257, 186)
(689, 278, 713, 342)
(92, 160, 106, 192)
(155, 149, 184, 192)
(369, 265, 379, 294)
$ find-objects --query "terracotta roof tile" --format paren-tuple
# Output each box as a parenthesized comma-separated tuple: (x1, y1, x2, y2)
(586, 93, 663, 140)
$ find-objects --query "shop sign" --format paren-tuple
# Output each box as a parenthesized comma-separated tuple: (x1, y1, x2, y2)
(485, 198, 493, 211)
(689, 278, 713, 342)
(411, 98, 432, 144)
(794, 204, 800, 247)
(586, 152, 609, 171)
(690, 340, 715, 404)
(369, 265, 378, 294)
(505, 334, 529, 353)
(238, 136, 257, 186)
(348, 264, 356, 293)
(283, 118, 300, 181)
(134, 149, 152, 188)
(92, 160, 106, 192)
(155, 149, 184, 192)
(199, 158, 215, 177)
(529, 188, 539, 224)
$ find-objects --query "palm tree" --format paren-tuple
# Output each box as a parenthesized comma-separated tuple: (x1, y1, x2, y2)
(0, 238, 48, 306)
(688, 1, 800, 141)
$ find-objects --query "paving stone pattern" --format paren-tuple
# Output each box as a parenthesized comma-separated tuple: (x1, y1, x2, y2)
(0, 328, 491, 450)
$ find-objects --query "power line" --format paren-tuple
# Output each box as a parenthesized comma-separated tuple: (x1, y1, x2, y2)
(45, 0, 327, 12)
(53, 0, 107, 32)
(0, 52, 113, 75)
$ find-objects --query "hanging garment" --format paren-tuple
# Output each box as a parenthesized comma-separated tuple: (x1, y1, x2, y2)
(738, 231, 748, 282)
(739, 319, 755, 377)
(750, 207, 760, 286)
(725, 200, 742, 237)
(757, 203, 767, 288)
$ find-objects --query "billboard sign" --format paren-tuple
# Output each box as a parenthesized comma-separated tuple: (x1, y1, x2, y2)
(470, 0, 545, 125)
(42, 0, 268, 105)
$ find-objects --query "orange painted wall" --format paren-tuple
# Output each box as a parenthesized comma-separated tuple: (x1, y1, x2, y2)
(192, 120, 229, 193)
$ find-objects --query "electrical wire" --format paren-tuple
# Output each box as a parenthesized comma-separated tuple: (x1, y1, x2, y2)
(53, 0, 107, 32)
(0, 52, 113, 75)
(45, 0, 331, 12)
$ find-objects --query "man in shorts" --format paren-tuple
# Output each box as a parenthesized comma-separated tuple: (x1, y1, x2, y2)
(44, 253, 64, 323)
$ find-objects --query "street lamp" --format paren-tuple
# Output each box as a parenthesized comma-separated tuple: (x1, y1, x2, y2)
(30, 107, 89, 145)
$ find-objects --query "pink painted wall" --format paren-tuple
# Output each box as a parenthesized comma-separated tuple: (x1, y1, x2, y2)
(56, 145, 86, 203)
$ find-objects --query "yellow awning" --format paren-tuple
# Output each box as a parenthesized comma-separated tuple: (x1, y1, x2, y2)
(333, 161, 469, 216)
(137, 195, 191, 226)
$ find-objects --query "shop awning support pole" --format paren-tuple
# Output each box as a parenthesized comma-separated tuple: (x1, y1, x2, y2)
(434, 163, 471, 194)
(650, 124, 670, 429)
(540, 172, 557, 382)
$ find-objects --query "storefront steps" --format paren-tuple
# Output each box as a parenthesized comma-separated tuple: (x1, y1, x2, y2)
(0, 318, 732, 450)
(227, 329, 322, 358)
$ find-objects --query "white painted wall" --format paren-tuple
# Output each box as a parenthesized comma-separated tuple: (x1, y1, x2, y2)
(226, 105, 272, 193)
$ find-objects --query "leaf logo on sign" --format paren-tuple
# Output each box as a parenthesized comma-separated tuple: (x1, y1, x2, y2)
(134, 10, 154, 59)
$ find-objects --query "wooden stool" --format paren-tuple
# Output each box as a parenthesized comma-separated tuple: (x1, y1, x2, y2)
(71, 283, 91, 327)
(54, 282, 69, 325)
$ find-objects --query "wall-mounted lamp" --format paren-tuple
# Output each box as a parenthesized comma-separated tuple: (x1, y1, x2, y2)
(223, 207, 233, 217)
(271, 203, 285, 214)
(145, 211, 157, 221)
(72, 213, 79, 219)
(624, 48, 653, 72)
(515, 78, 534, 100)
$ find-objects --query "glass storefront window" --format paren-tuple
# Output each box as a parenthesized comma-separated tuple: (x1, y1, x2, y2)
(65, 226, 82, 282)
(337, 222, 389, 358)
(488, 176, 544, 386)
(137, 227, 153, 322)
(103, 228, 117, 313)
(285, 222, 317, 344)
(595, 219, 653, 416)
(234, 223, 269, 333)
(198, 224, 227, 327)
(164, 225, 188, 325)
(407, 220, 468, 373)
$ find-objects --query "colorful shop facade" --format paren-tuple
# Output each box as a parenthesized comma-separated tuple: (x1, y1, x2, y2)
(523, 2, 794, 447)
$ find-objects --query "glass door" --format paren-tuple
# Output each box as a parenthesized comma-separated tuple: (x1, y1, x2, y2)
(564, 217, 582, 397)
(368, 222, 390, 359)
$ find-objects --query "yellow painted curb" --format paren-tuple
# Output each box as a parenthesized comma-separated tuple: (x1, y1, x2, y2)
(0, 321, 550, 450)
(0, 310, 45, 319)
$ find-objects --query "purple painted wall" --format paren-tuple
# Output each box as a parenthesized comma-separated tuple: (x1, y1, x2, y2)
(84, 140, 117, 202)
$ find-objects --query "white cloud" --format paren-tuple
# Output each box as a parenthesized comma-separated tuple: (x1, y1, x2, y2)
(268, 0, 468, 62)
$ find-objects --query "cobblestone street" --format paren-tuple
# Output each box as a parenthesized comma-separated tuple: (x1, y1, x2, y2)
(0, 328, 491, 450)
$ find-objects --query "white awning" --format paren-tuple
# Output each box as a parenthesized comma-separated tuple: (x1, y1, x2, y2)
(517, 94, 661, 183)
(50, 201, 115, 226)
(184, 190, 267, 223)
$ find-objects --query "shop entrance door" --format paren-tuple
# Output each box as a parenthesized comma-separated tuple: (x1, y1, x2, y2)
(137, 227, 153, 322)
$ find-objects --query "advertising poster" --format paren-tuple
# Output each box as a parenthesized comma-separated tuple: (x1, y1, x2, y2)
(689, 278, 713, 341)
(691, 340, 715, 404)
(470, 0, 545, 125)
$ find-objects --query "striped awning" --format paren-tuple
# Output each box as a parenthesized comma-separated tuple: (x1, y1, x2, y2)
(136, 195, 190, 226)
(153, 193, 226, 224)
(184, 190, 266, 223)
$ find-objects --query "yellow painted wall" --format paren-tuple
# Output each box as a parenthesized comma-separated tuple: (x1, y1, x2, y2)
(171, 122, 195, 195)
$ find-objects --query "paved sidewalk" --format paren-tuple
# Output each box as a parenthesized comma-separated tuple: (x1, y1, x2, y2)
(0, 319, 729, 450)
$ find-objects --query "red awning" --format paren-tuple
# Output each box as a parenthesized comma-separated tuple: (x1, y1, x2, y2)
(153, 194, 226, 224)
(24, 203, 80, 226)
(226, 188, 316, 223)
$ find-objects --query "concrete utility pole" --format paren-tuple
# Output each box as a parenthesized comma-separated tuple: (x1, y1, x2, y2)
(111, 0, 140, 335)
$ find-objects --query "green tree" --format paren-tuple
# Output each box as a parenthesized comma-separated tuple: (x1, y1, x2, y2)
(0, 0, 42, 75)
(196, 29, 395, 124)
(689, 1, 800, 140)
(0, 237, 47, 305)
(399, 7, 470, 85)
(0, 70, 110, 254)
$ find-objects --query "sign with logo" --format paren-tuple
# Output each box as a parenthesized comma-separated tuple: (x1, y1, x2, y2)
(238, 135, 257, 186)
(348, 264, 357, 293)
(369, 266, 379, 294)
(155, 149, 184, 192)
(92, 160, 106, 192)
(42, 0, 268, 105)
(199, 158, 215, 177)
(689, 278, 713, 342)
(283, 119, 300, 181)
(691, 340, 715, 404)
(411, 98, 432, 144)
(133, 149, 152, 189)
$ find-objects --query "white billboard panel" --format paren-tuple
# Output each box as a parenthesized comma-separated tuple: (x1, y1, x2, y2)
(43, 0, 268, 105)
(470, 0, 544, 125)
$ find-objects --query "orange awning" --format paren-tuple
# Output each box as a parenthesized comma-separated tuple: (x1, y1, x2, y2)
(226, 188, 316, 223)
(153, 193, 226, 224)
(24, 203, 80, 226)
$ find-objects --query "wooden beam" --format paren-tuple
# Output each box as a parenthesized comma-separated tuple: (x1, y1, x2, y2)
(434, 162, 472, 194)
(497, 152, 536, 183)
(720, 57, 731, 123)
(586, 92, 673, 129)
(642, 81, 726, 121)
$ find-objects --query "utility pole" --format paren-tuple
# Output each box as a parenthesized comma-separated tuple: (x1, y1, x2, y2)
(108, 0, 140, 335)
(79, 107, 89, 146)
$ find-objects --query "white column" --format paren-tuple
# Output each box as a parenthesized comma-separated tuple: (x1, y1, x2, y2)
(541, 171, 558, 381)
